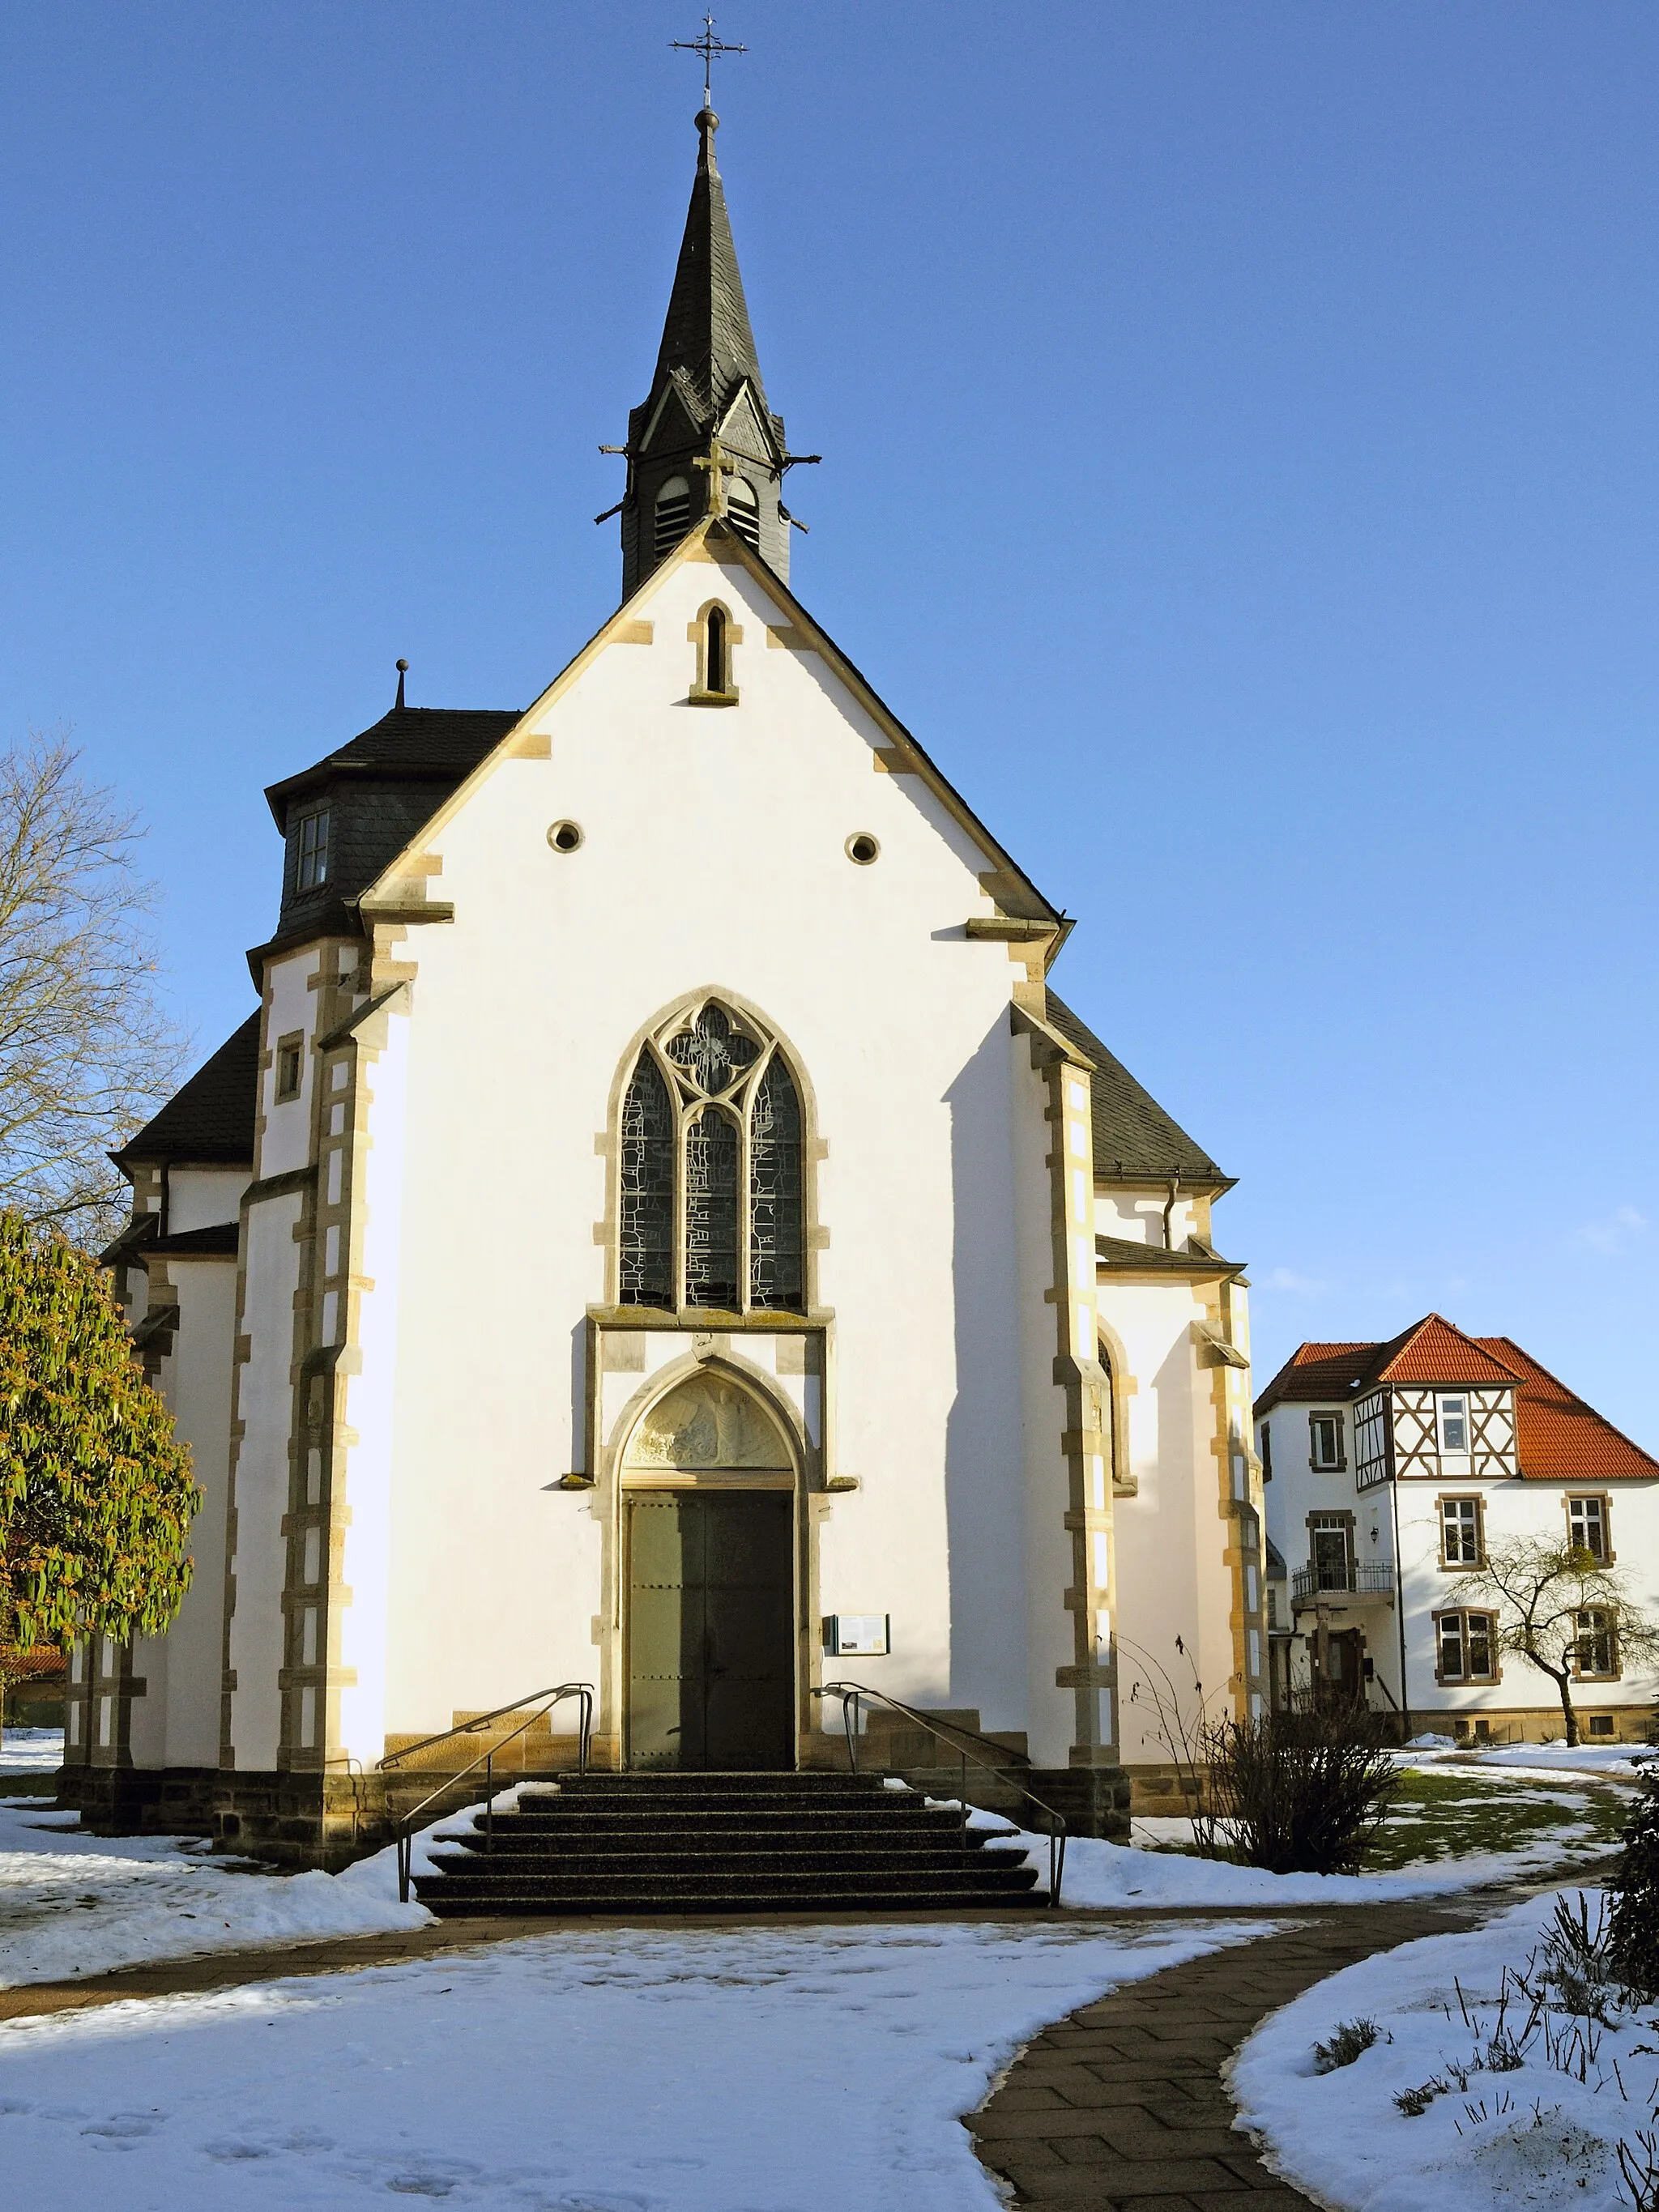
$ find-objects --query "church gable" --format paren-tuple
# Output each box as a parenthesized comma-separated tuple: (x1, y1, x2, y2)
(361, 519, 1060, 947)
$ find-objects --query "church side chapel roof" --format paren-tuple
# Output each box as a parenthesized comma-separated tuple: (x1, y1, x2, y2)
(113, 1011, 261, 1168)
(1043, 991, 1231, 1191)
(1255, 1316, 1657, 1481)
(257, 703, 522, 961)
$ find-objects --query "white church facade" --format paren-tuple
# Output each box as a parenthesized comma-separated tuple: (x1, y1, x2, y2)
(69, 106, 1264, 1863)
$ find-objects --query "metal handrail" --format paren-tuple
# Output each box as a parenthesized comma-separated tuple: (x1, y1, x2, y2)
(377, 1681, 593, 1904)
(813, 1682, 1067, 1907)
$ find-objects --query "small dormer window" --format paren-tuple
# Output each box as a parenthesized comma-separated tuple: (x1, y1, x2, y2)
(655, 475, 691, 558)
(295, 808, 330, 892)
(727, 476, 761, 551)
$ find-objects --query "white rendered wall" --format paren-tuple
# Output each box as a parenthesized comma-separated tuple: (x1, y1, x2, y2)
(225, 1191, 304, 1769)
(134, 1257, 239, 1767)
(1109, 1280, 1246, 1760)
(166, 1167, 248, 1233)
(361, 552, 1043, 1750)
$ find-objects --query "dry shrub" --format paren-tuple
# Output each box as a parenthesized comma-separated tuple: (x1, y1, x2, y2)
(1205, 1701, 1399, 1876)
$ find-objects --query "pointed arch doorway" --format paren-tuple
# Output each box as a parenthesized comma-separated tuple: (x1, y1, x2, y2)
(621, 1370, 797, 1771)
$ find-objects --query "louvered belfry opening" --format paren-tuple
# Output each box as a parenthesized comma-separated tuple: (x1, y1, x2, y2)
(616, 1001, 806, 1316)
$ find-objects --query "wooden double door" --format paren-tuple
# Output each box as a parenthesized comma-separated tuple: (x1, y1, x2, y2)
(625, 1490, 795, 1771)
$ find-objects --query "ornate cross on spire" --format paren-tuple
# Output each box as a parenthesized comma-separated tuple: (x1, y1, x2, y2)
(670, 12, 746, 109)
(692, 433, 738, 519)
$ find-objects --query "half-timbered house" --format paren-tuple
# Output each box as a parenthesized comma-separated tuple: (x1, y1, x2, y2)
(1258, 1315, 1659, 1741)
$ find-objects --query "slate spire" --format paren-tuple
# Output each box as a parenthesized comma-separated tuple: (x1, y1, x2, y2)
(655, 107, 769, 420)
(616, 106, 790, 596)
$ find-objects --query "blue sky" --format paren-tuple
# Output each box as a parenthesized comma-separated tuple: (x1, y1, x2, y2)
(2, 4, 1653, 1442)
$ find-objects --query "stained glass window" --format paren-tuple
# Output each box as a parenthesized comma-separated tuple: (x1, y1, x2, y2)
(684, 1107, 740, 1310)
(619, 1057, 673, 1309)
(749, 1057, 804, 1311)
(666, 1003, 757, 1096)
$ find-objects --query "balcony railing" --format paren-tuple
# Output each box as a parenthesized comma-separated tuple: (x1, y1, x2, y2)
(1291, 1561, 1395, 1605)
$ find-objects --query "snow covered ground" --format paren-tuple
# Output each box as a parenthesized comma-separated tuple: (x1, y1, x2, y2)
(0, 1916, 1271, 2210)
(1232, 1887, 1657, 2212)
(0, 1795, 429, 1988)
(0, 1728, 64, 1773)
(994, 1814, 1580, 1907)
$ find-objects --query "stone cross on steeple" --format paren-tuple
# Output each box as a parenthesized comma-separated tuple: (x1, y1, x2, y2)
(692, 434, 738, 520)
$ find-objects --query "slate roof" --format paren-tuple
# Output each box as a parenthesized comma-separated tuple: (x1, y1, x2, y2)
(652, 109, 770, 424)
(1254, 1315, 1525, 1413)
(113, 1013, 261, 1169)
(149, 1222, 241, 1258)
(1044, 991, 1231, 1189)
(258, 705, 522, 961)
(1096, 1234, 1243, 1277)
(1475, 1338, 1659, 1485)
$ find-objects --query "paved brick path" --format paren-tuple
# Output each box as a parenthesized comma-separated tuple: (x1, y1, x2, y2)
(970, 1901, 1478, 2210)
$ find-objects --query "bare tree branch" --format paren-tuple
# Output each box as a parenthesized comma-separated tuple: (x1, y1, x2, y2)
(0, 734, 185, 1243)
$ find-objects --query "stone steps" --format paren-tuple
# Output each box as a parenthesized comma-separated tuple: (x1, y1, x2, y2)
(410, 1771, 1050, 1918)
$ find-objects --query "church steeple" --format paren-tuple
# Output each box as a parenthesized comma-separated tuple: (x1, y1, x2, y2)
(617, 105, 790, 597)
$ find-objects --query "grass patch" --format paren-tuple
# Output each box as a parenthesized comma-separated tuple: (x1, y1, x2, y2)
(1361, 1767, 1630, 1871)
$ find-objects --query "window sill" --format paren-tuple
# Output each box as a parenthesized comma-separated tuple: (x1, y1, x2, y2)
(687, 688, 740, 708)
(1439, 1560, 1486, 1573)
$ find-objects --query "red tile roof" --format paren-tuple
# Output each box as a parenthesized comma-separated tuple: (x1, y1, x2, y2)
(1255, 1319, 1659, 1484)
(1474, 1338, 1659, 1485)
(1254, 1315, 1522, 1411)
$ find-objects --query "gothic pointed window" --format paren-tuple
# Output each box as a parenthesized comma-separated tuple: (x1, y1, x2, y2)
(727, 476, 761, 552)
(749, 1057, 803, 1311)
(619, 1056, 674, 1309)
(616, 1000, 810, 1316)
(655, 475, 692, 559)
(704, 605, 729, 694)
(684, 1107, 740, 1310)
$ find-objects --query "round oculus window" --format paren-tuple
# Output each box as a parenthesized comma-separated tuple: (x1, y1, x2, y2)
(846, 832, 880, 866)
(547, 820, 584, 854)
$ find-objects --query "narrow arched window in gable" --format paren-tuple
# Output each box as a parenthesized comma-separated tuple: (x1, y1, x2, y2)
(749, 1057, 803, 1311)
(619, 1057, 674, 1309)
(704, 605, 728, 695)
(655, 475, 691, 559)
(615, 1000, 812, 1318)
(684, 1106, 740, 1311)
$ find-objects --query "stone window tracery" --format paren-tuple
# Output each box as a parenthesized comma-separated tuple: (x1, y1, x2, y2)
(616, 999, 807, 1316)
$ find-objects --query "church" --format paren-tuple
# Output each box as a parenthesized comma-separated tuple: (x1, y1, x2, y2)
(66, 99, 1265, 1865)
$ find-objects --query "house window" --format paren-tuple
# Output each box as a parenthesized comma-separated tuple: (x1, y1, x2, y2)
(1437, 1395, 1469, 1454)
(275, 1034, 304, 1103)
(1308, 1413, 1345, 1471)
(1436, 1609, 1499, 1683)
(617, 1000, 806, 1316)
(1589, 1714, 1616, 1738)
(654, 475, 691, 558)
(294, 808, 330, 891)
(1259, 1422, 1273, 1481)
(1440, 1495, 1483, 1568)
(1575, 1608, 1619, 1679)
(1308, 1513, 1353, 1592)
(727, 476, 761, 551)
(1568, 1495, 1612, 1562)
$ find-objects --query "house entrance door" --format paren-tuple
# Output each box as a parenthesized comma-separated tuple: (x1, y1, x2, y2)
(625, 1491, 795, 1771)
